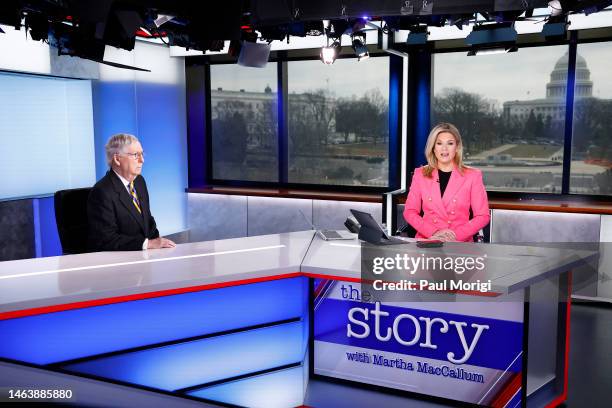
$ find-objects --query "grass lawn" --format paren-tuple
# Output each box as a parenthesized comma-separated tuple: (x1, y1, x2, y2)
(501, 144, 561, 158)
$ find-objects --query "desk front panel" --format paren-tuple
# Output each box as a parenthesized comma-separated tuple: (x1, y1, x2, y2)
(313, 279, 525, 407)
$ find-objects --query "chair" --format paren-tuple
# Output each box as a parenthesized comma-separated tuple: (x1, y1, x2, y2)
(54, 188, 92, 254)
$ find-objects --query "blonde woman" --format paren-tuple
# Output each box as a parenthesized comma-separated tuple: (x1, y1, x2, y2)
(403, 123, 490, 242)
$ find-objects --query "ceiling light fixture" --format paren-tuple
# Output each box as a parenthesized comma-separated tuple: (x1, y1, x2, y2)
(467, 46, 518, 56)
(351, 33, 369, 61)
(465, 22, 518, 57)
(320, 39, 341, 64)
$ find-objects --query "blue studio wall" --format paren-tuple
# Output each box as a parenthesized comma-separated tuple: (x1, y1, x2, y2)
(92, 81, 138, 178)
(0, 39, 187, 261)
(92, 43, 188, 237)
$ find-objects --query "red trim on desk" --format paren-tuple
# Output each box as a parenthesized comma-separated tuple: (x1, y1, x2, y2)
(490, 373, 522, 408)
(0, 272, 303, 321)
(544, 271, 572, 408)
(303, 274, 501, 297)
(0, 271, 507, 320)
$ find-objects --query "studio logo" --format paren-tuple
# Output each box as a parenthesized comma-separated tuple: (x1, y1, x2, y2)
(346, 302, 489, 364)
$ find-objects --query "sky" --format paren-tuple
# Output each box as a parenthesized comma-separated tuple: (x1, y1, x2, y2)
(433, 43, 612, 105)
(210, 42, 612, 104)
(211, 63, 278, 93)
(287, 57, 389, 99)
(574, 42, 612, 98)
(211, 57, 389, 100)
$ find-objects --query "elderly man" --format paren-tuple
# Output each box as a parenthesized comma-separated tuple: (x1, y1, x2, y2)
(88, 133, 175, 251)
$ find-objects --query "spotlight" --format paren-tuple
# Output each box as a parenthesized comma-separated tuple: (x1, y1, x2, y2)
(465, 23, 518, 57)
(548, 1, 564, 17)
(406, 24, 428, 45)
(320, 40, 341, 64)
(154, 14, 175, 28)
(542, 15, 569, 40)
(467, 46, 518, 56)
(351, 33, 369, 61)
(352, 19, 366, 33)
(237, 41, 271, 68)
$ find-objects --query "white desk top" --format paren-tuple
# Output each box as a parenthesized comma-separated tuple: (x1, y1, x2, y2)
(302, 238, 596, 293)
(0, 231, 315, 314)
(0, 231, 596, 315)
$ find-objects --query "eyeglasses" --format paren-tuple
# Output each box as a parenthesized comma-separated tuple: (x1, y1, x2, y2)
(120, 151, 145, 160)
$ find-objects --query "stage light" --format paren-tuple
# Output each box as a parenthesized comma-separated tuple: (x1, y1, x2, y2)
(546, 0, 612, 17)
(467, 46, 518, 56)
(320, 40, 341, 64)
(465, 22, 518, 57)
(542, 17, 569, 40)
(406, 24, 428, 45)
(548, 1, 564, 17)
(237, 40, 271, 68)
(154, 14, 175, 28)
(351, 33, 369, 61)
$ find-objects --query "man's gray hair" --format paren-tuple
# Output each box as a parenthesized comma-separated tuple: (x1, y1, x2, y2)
(105, 133, 139, 167)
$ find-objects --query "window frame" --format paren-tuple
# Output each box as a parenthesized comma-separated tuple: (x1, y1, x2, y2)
(186, 31, 612, 203)
(428, 31, 612, 202)
(195, 51, 402, 194)
(568, 34, 612, 198)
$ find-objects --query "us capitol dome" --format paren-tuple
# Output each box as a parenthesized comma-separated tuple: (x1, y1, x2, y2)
(546, 51, 593, 98)
(503, 51, 593, 121)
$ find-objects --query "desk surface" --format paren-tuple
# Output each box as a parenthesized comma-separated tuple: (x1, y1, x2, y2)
(0, 232, 596, 315)
(303, 239, 595, 294)
(0, 232, 315, 314)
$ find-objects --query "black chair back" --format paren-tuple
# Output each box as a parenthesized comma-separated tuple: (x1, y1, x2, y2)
(54, 188, 92, 254)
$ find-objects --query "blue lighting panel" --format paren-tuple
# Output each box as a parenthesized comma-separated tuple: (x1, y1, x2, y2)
(64, 322, 305, 391)
(388, 55, 402, 189)
(0, 278, 307, 365)
(189, 366, 305, 408)
(91, 81, 138, 179)
(136, 83, 188, 236)
(415, 58, 430, 168)
(34, 196, 62, 257)
(0, 73, 95, 200)
(92, 78, 188, 235)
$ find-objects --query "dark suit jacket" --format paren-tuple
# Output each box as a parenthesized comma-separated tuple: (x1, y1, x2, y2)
(87, 170, 160, 251)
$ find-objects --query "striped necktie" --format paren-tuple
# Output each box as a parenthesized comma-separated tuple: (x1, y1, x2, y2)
(129, 181, 142, 214)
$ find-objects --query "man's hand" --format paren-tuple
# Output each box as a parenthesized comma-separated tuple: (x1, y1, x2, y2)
(431, 229, 456, 242)
(147, 237, 176, 249)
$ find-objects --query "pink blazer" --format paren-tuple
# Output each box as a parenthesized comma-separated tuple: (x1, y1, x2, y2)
(403, 166, 490, 242)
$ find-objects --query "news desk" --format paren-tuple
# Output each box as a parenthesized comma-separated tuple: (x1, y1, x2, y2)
(0, 231, 595, 407)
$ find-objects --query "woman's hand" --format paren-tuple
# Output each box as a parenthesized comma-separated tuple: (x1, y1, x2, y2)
(431, 229, 456, 242)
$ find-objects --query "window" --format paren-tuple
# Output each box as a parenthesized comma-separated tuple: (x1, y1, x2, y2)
(210, 64, 278, 182)
(287, 57, 390, 187)
(432, 46, 568, 193)
(571, 42, 612, 195)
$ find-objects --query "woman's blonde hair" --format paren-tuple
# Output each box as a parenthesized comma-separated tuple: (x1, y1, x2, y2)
(422, 122, 467, 178)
